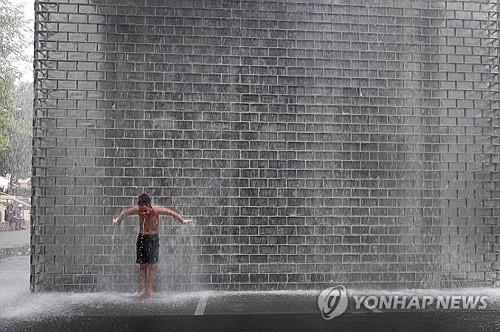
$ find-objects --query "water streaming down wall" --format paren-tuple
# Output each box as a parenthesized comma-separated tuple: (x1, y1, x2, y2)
(31, 0, 500, 291)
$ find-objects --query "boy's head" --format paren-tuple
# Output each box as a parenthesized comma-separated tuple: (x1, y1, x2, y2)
(137, 193, 152, 215)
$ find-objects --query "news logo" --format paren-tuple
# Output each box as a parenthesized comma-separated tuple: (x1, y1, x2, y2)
(317, 285, 348, 320)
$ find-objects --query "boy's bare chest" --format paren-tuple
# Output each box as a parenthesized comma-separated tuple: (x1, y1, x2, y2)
(139, 213, 159, 226)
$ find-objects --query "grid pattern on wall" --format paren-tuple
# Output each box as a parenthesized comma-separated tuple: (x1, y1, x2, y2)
(31, 0, 500, 291)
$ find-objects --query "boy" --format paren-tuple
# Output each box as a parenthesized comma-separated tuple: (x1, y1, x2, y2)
(113, 193, 190, 298)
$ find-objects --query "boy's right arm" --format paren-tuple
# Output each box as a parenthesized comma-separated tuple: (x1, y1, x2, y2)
(113, 207, 138, 225)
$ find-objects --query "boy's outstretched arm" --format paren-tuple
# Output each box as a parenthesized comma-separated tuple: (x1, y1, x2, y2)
(113, 207, 139, 225)
(156, 207, 190, 224)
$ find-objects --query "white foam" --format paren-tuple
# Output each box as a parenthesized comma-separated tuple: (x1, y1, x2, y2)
(0, 290, 219, 319)
(1, 287, 498, 319)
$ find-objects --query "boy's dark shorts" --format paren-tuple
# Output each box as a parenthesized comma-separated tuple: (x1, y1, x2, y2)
(136, 233, 159, 264)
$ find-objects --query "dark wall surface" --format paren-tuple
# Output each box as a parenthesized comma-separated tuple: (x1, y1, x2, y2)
(31, 0, 500, 291)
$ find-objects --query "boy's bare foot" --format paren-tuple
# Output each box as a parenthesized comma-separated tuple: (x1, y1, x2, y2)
(147, 289, 157, 298)
(136, 289, 147, 298)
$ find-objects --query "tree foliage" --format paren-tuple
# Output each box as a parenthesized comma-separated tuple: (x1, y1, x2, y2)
(0, 0, 26, 76)
(0, 81, 33, 180)
(0, 0, 31, 180)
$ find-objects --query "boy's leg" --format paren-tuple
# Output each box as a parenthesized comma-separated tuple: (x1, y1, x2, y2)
(137, 264, 147, 298)
(146, 234, 159, 297)
(147, 263, 157, 297)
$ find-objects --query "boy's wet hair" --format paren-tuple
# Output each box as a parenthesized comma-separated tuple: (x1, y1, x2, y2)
(137, 193, 152, 207)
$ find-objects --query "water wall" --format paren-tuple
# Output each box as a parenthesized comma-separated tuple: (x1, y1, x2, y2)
(31, 0, 500, 291)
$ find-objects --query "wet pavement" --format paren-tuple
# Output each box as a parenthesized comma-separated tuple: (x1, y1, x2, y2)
(0, 227, 496, 331)
(0, 228, 29, 259)
(1, 302, 499, 332)
(0, 228, 29, 247)
(0, 255, 499, 332)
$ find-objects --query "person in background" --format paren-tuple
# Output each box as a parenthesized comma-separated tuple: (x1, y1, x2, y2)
(15, 204, 26, 230)
(5, 203, 14, 231)
(14, 204, 23, 230)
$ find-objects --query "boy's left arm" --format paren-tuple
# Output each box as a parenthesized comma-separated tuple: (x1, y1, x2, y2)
(156, 207, 190, 224)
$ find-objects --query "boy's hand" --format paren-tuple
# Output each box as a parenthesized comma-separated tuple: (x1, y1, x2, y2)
(182, 219, 192, 224)
(113, 218, 120, 225)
